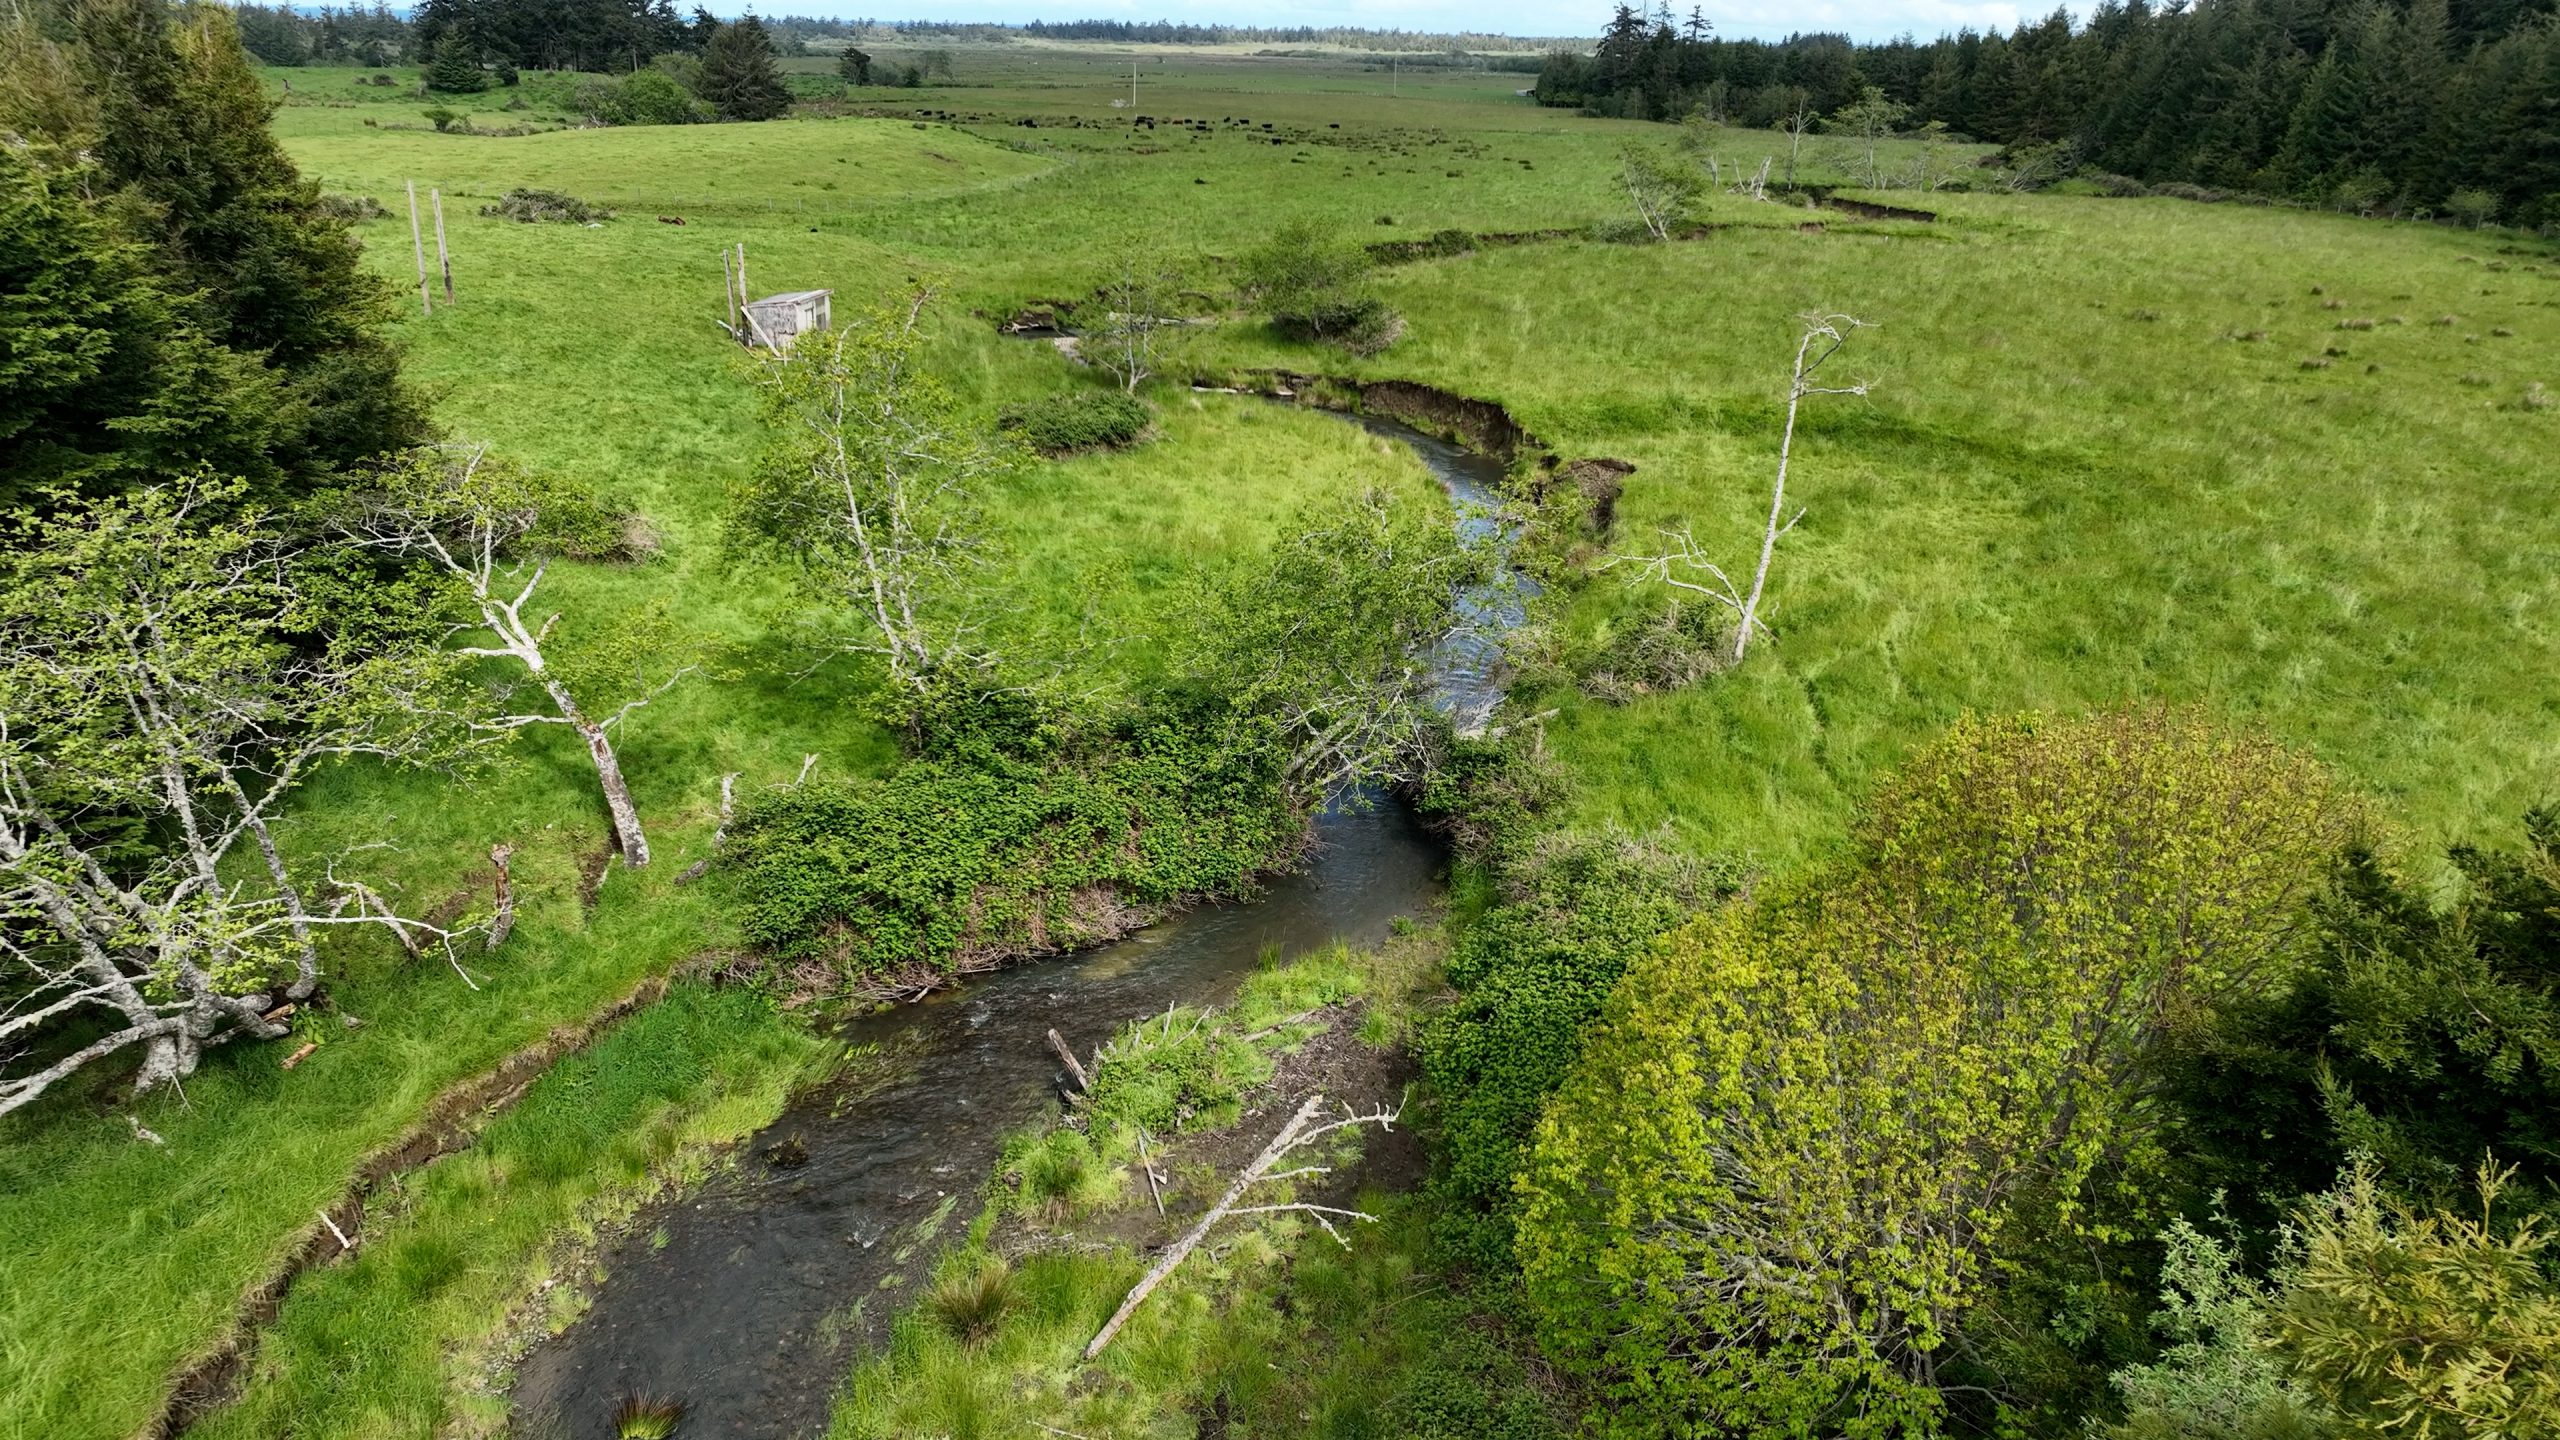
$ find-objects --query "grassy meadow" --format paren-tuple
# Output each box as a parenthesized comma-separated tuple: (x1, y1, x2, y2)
(0, 43, 2554, 1440)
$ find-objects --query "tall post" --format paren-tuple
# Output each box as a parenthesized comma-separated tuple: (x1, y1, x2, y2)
(1130, 59, 1137, 110)
(405, 180, 430, 317)
(431, 187, 453, 306)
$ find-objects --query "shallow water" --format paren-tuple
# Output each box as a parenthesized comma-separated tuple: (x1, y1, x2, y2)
(508, 803, 1443, 1440)
(507, 412, 1511, 1440)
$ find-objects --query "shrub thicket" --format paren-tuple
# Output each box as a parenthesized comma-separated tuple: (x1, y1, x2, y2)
(1516, 711, 2350, 1438)
(1238, 218, 1404, 354)
(1417, 827, 1735, 1268)
(2161, 805, 2560, 1232)
(479, 187, 613, 223)
(723, 714, 1293, 988)
(996, 390, 1151, 455)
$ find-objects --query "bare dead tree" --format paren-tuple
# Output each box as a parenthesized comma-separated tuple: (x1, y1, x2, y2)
(1782, 90, 1817, 189)
(1076, 260, 1188, 394)
(335, 445, 692, 867)
(1610, 313, 1874, 664)
(1619, 143, 1701, 242)
(1084, 1093, 1400, 1358)
(0, 481, 482, 1115)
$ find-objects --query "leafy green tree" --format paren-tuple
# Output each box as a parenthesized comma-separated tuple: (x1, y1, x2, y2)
(0, 481, 471, 1116)
(1073, 256, 1189, 393)
(1178, 487, 1493, 811)
(423, 30, 485, 91)
(698, 12, 789, 121)
(837, 44, 870, 84)
(1517, 711, 2352, 1438)
(734, 290, 1020, 697)
(1616, 142, 1701, 238)
(1829, 84, 1911, 187)
(1236, 219, 1400, 353)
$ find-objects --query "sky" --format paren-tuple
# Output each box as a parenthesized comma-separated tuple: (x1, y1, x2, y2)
(825, 0, 2051, 45)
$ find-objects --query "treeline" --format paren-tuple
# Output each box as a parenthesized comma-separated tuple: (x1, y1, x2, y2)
(231, 2, 411, 66)
(412, 0, 694, 76)
(1539, 0, 2560, 225)
(1013, 18, 1577, 50)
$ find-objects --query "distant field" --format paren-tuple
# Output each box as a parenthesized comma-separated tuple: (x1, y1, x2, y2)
(3, 48, 2552, 1440)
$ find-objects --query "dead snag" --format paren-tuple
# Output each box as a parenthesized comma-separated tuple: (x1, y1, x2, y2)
(1083, 1093, 1398, 1359)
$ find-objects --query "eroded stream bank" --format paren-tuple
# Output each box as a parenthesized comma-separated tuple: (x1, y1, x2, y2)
(507, 801, 1445, 1440)
(507, 406, 1518, 1440)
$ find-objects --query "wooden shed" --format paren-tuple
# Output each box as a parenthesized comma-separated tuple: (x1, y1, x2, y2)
(741, 289, 832, 350)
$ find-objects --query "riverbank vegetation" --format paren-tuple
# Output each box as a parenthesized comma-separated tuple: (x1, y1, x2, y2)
(2, 6, 2556, 1439)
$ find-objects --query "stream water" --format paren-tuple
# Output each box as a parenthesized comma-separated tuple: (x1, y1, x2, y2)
(507, 406, 1517, 1440)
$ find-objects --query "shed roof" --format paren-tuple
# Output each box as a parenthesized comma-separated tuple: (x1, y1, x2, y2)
(748, 289, 831, 306)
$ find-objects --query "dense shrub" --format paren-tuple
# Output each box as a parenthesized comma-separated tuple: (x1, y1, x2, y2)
(996, 390, 1151, 456)
(1376, 1326, 1567, 1440)
(723, 722, 1294, 988)
(1417, 827, 1736, 1269)
(1516, 711, 2351, 1438)
(574, 67, 707, 126)
(1576, 598, 1727, 704)
(1237, 217, 1404, 354)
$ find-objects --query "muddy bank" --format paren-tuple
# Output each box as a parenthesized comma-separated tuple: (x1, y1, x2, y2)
(1798, 187, 1941, 223)
(151, 964, 699, 1439)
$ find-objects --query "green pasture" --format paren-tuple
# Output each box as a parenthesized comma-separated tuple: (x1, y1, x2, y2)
(1, 46, 2552, 1440)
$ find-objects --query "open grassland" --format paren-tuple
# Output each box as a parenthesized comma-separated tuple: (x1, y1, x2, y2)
(1, 49, 2553, 1440)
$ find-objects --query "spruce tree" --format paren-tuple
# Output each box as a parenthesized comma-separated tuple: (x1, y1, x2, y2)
(47, 0, 429, 489)
(424, 31, 486, 91)
(699, 12, 788, 120)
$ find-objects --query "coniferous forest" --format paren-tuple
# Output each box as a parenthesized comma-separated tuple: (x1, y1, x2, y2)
(1536, 0, 2560, 225)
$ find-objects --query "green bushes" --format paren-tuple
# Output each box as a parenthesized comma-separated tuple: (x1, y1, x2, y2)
(996, 390, 1151, 456)
(1514, 711, 2351, 1438)
(573, 67, 709, 126)
(2160, 805, 2560, 1230)
(1416, 827, 1734, 1267)
(1238, 218, 1404, 354)
(479, 187, 612, 223)
(722, 724, 1293, 988)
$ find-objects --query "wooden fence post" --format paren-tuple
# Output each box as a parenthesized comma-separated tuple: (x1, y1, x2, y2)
(431, 187, 453, 306)
(405, 180, 430, 316)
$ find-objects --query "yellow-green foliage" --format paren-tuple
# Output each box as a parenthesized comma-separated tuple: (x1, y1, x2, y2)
(1516, 711, 2353, 1438)
(2275, 1159, 2560, 1439)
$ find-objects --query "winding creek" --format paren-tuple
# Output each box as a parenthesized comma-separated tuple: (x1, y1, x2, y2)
(507, 407, 1521, 1439)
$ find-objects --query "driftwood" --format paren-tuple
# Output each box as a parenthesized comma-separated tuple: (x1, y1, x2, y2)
(1047, 1028, 1093, 1093)
(1083, 1093, 1398, 1359)
(280, 1042, 318, 1070)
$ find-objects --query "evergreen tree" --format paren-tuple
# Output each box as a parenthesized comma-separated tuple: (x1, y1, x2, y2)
(699, 12, 788, 120)
(0, 0, 428, 496)
(423, 30, 486, 90)
(0, 143, 285, 504)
